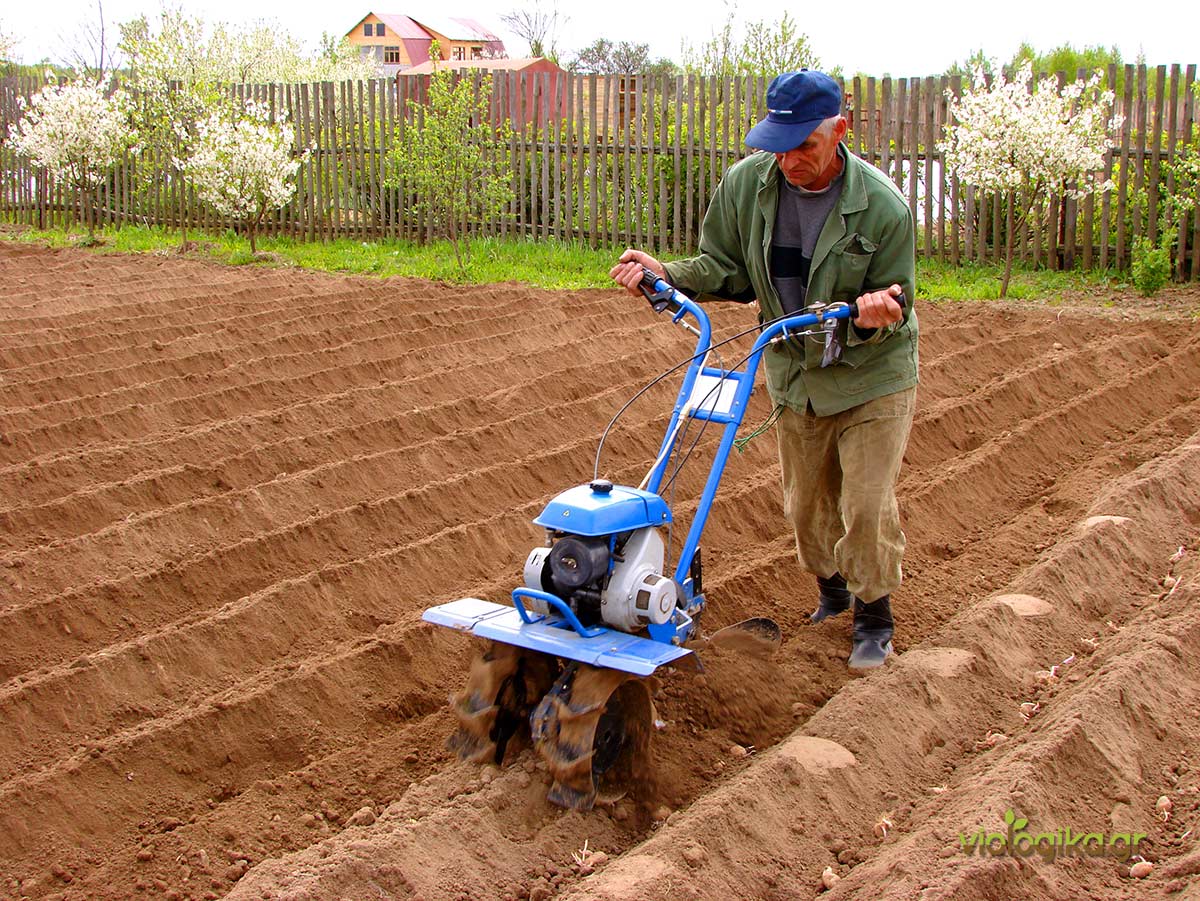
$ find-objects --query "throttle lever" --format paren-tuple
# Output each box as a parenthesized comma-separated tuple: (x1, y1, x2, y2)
(637, 267, 682, 314)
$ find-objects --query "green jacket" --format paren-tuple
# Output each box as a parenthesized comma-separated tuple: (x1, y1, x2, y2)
(663, 148, 919, 416)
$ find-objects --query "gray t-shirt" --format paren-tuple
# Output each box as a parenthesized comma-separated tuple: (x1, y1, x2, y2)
(770, 154, 845, 315)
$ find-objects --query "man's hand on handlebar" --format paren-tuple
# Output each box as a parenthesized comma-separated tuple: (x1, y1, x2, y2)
(610, 249, 666, 297)
(853, 284, 905, 329)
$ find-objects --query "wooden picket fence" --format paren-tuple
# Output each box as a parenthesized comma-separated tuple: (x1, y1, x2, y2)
(1, 63, 1197, 277)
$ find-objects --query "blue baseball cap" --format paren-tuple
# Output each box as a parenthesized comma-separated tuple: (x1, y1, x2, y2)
(745, 71, 842, 152)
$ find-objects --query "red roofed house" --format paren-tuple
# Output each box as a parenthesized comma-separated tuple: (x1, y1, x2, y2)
(345, 12, 506, 74)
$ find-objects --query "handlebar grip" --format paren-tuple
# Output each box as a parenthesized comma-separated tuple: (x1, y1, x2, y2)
(847, 290, 906, 320)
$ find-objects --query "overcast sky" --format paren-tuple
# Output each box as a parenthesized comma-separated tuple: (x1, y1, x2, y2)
(3, 0, 1197, 75)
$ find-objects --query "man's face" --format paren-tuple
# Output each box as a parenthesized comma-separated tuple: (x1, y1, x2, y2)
(774, 117, 847, 190)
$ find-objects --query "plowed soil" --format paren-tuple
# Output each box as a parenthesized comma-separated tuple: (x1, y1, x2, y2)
(3, 242, 1200, 901)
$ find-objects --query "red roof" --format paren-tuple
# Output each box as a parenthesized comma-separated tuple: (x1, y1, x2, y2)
(372, 13, 431, 40)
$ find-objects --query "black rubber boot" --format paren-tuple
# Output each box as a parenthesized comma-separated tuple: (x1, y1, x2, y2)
(848, 595, 894, 669)
(810, 573, 853, 623)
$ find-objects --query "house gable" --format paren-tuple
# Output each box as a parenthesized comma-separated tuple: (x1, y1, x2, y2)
(344, 12, 434, 70)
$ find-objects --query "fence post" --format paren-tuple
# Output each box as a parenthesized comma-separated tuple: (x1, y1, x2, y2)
(540, 71, 551, 240)
(1116, 65, 1134, 269)
(1163, 64, 1180, 275)
(1183, 65, 1198, 279)
(671, 74, 682, 255)
(921, 75, 934, 259)
(948, 74, 960, 266)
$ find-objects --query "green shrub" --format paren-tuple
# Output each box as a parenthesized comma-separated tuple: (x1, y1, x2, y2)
(1130, 236, 1172, 296)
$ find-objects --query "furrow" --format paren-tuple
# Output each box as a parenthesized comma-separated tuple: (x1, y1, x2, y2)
(0, 314, 670, 465)
(0, 314, 687, 506)
(0, 303, 618, 428)
(0, 350, 672, 550)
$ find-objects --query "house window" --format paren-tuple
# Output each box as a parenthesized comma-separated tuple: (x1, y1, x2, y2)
(451, 46, 465, 60)
(376, 23, 385, 36)
(384, 46, 401, 63)
(471, 46, 482, 59)
(363, 23, 373, 36)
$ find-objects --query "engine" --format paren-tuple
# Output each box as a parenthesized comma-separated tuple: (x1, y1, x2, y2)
(522, 479, 680, 633)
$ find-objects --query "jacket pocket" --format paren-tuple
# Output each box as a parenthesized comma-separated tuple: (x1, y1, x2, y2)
(827, 234, 876, 302)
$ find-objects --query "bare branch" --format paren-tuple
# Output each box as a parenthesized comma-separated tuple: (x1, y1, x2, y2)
(499, 1, 566, 59)
(59, 0, 121, 84)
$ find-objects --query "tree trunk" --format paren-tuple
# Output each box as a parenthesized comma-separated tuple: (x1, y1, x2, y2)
(84, 186, 96, 243)
(1000, 189, 1015, 298)
(448, 215, 465, 276)
(178, 171, 190, 251)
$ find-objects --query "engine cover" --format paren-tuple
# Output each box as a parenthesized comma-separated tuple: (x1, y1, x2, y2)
(601, 528, 677, 631)
(534, 482, 671, 535)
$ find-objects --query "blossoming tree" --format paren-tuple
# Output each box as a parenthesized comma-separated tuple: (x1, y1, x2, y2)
(939, 62, 1121, 296)
(118, 10, 372, 249)
(7, 81, 137, 242)
(183, 100, 304, 254)
(118, 12, 227, 250)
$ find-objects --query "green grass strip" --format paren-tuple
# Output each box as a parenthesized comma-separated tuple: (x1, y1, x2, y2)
(0, 222, 1134, 300)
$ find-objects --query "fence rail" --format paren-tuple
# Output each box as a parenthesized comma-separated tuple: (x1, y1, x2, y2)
(1, 64, 1198, 277)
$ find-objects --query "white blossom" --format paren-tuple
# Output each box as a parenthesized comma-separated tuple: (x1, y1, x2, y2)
(7, 81, 136, 193)
(938, 63, 1123, 295)
(939, 62, 1121, 200)
(183, 100, 305, 251)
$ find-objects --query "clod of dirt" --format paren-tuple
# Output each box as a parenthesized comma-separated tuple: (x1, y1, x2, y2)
(682, 844, 708, 867)
(346, 806, 377, 827)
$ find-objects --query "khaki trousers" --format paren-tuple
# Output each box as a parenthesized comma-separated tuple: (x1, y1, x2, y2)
(776, 387, 916, 603)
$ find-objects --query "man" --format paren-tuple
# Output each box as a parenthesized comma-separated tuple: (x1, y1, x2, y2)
(610, 70, 918, 669)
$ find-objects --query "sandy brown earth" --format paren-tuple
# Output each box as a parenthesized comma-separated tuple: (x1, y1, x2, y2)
(2, 241, 1200, 901)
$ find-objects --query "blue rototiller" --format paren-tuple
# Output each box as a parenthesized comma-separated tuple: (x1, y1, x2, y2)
(424, 269, 901, 809)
